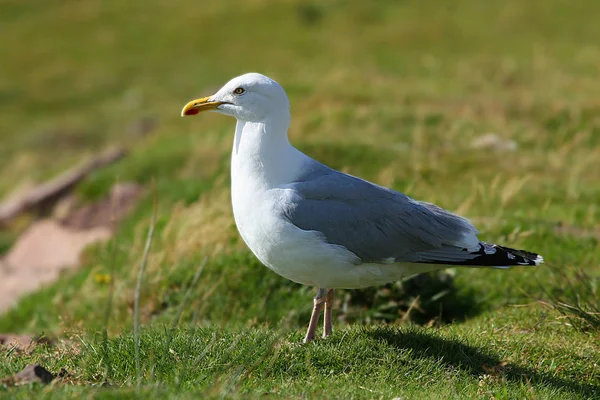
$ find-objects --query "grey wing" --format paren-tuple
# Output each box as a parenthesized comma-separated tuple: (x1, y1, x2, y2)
(279, 167, 480, 263)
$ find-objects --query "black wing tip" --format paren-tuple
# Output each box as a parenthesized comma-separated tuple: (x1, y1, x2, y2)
(494, 245, 544, 266)
(418, 243, 544, 267)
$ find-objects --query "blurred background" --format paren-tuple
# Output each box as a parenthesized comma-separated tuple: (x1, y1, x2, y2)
(2, 0, 600, 190)
(0, 0, 599, 395)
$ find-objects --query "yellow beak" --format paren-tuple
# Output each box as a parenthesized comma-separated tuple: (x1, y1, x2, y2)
(181, 96, 224, 116)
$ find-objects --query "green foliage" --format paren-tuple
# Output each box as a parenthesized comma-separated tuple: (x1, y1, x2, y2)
(543, 266, 600, 333)
(1, 0, 599, 398)
(1, 325, 598, 398)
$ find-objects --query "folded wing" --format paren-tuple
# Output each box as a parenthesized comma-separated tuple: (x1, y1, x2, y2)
(279, 164, 481, 264)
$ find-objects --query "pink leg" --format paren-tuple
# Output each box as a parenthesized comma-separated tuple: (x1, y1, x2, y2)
(323, 289, 335, 338)
(303, 288, 327, 343)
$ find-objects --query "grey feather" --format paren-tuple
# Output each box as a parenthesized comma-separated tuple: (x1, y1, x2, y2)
(402, 246, 480, 263)
(279, 161, 478, 263)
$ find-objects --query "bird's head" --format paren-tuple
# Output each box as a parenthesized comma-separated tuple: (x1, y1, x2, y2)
(181, 73, 290, 123)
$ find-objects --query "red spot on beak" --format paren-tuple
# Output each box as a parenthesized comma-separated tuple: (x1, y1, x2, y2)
(184, 108, 200, 116)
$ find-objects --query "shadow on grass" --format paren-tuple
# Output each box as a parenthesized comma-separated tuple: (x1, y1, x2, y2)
(341, 271, 484, 326)
(369, 328, 599, 398)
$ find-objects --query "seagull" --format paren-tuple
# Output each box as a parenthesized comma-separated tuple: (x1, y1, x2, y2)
(181, 73, 543, 343)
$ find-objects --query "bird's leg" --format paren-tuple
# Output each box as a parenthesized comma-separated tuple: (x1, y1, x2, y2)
(323, 289, 335, 338)
(303, 288, 327, 343)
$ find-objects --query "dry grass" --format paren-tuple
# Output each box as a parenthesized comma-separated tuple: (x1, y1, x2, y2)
(1, 0, 599, 398)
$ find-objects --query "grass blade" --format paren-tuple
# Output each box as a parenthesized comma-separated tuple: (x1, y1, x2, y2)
(134, 180, 158, 386)
(100, 178, 122, 383)
(162, 257, 208, 367)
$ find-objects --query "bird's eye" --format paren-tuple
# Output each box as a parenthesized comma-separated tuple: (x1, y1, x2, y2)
(233, 87, 245, 95)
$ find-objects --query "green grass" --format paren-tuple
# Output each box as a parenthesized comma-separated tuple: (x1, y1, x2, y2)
(1, 0, 600, 398)
(2, 323, 598, 399)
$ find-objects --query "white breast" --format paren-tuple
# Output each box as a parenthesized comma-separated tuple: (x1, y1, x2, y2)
(229, 119, 354, 286)
(229, 119, 442, 289)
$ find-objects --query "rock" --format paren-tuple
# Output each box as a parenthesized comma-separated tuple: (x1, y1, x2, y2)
(60, 183, 143, 230)
(0, 147, 127, 226)
(0, 182, 143, 313)
(0, 221, 110, 312)
(4, 220, 111, 272)
(52, 194, 79, 220)
(128, 116, 158, 138)
(14, 364, 56, 384)
(553, 221, 600, 240)
(0, 334, 54, 351)
(471, 133, 517, 152)
(0, 334, 33, 349)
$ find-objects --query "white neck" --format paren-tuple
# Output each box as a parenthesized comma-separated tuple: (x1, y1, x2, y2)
(231, 116, 305, 189)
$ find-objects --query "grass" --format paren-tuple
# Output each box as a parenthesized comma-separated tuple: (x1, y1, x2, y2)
(1, 322, 599, 399)
(542, 265, 600, 333)
(1, 0, 600, 398)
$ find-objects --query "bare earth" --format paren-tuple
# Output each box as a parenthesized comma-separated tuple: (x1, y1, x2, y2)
(0, 183, 142, 313)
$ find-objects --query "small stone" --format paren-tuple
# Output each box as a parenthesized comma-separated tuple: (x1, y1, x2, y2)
(0, 334, 33, 349)
(128, 116, 158, 138)
(15, 364, 56, 384)
(471, 133, 517, 152)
